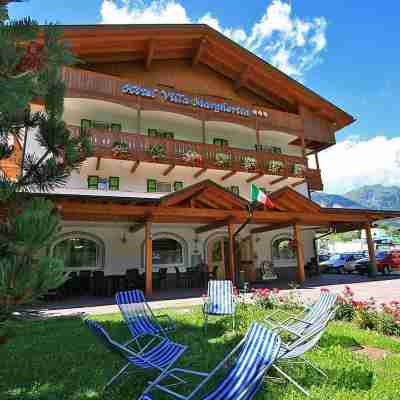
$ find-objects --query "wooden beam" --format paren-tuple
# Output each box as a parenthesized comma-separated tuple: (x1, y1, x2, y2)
(234, 64, 250, 91)
(192, 37, 207, 66)
(246, 173, 264, 183)
(293, 223, 305, 284)
(251, 221, 297, 234)
(195, 217, 232, 234)
(130, 160, 140, 174)
(95, 157, 101, 170)
(270, 176, 287, 185)
(290, 179, 306, 188)
(145, 221, 153, 296)
(145, 39, 155, 70)
(228, 223, 235, 282)
(221, 171, 236, 181)
(194, 168, 207, 178)
(163, 164, 175, 176)
(365, 223, 377, 276)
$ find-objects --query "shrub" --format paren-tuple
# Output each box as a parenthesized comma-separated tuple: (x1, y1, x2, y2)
(335, 286, 357, 321)
(252, 287, 302, 311)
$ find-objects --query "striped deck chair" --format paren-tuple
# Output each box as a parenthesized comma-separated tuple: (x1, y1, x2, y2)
(116, 290, 175, 348)
(84, 319, 186, 391)
(203, 280, 236, 332)
(264, 291, 337, 338)
(271, 321, 328, 396)
(140, 322, 281, 400)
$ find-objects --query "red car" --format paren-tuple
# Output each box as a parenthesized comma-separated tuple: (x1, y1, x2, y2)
(355, 250, 400, 275)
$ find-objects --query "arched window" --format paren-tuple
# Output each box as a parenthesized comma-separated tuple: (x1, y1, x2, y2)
(52, 232, 105, 269)
(153, 238, 184, 266)
(271, 235, 296, 260)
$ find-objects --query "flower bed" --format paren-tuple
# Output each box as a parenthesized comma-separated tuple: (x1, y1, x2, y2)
(334, 286, 400, 336)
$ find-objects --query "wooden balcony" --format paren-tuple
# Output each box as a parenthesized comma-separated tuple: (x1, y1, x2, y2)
(70, 126, 323, 185)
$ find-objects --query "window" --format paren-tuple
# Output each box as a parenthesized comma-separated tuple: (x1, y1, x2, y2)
(152, 238, 183, 265)
(148, 128, 174, 139)
(80, 119, 122, 132)
(109, 176, 120, 191)
(271, 236, 296, 260)
(230, 186, 239, 196)
(52, 234, 104, 269)
(88, 175, 99, 190)
(110, 123, 122, 132)
(213, 138, 229, 147)
(147, 179, 173, 193)
(174, 181, 183, 191)
(147, 179, 157, 193)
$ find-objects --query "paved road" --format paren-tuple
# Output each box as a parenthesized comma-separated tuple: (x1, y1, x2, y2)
(36, 274, 400, 317)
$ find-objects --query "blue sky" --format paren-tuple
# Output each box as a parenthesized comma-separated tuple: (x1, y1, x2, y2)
(8, 0, 400, 194)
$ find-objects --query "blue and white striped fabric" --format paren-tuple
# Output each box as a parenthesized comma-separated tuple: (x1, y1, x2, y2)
(278, 322, 326, 360)
(205, 280, 234, 316)
(203, 323, 280, 400)
(289, 291, 337, 334)
(84, 319, 185, 371)
(116, 290, 164, 337)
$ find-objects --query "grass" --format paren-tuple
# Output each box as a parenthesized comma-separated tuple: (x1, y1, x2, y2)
(1, 305, 400, 400)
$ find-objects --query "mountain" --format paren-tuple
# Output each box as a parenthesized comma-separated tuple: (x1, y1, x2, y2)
(311, 192, 364, 209)
(345, 185, 400, 211)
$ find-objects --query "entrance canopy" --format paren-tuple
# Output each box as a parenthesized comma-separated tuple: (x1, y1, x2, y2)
(44, 180, 400, 230)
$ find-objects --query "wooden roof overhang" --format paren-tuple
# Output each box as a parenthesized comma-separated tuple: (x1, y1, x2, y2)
(38, 24, 354, 132)
(32, 181, 400, 230)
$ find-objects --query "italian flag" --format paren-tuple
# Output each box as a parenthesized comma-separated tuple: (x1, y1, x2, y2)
(251, 184, 275, 209)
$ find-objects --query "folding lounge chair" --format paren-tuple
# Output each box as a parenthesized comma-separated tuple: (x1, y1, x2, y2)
(264, 291, 337, 338)
(140, 322, 281, 400)
(203, 280, 236, 332)
(116, 290, 176, 349)
(271, 321, 329, 396)
(84, 319, 186, 391)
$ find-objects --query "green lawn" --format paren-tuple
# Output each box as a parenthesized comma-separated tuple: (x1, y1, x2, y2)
(2, 305, 400, 400)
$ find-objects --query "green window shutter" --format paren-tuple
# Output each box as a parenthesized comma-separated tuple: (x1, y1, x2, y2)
(164, 132, 174, 139)
(213, 138, 228, 147)
(81, 119, 92, 131)
(87, 175, 99, 190)
(174, 181, 183, 191)
(148, 129, 159, 137)
(230, 186, 239, 196)
(110, 123, 122, 132)
(109, 176, 120, 191)
(147, 179, 157, 193)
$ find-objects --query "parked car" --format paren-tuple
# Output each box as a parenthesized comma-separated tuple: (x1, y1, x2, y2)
(354, 250, 400, 275)
(320, 252, 366, 274)
(344, 251, 369, 274)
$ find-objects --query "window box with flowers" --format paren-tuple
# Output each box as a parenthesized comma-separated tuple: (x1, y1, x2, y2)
(215, 152, 231, 168)
(112, 141, 129, 156)
(148, 143, 166, 160)
(240, 156, 257, 171)
(293, 163, 306, 177)
(268, 160, 284, 175)
(181, 150, 203, 164)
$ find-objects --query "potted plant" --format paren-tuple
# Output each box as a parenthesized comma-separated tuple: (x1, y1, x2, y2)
(293, 163, 306, 176)
(148, 143, 166, 160)
(268, 160, 284, 175)
(112, 140, 129, 155)
(215, 152, 231, 168)
(241, 156, 257, 171)
(182, 150, 203, 163)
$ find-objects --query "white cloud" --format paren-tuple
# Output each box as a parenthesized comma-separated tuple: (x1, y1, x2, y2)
(99, 0, 327, 80)
(317, 136, 400, 194)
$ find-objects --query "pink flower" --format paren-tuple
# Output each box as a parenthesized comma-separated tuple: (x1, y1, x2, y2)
(321, 288, 330, 292)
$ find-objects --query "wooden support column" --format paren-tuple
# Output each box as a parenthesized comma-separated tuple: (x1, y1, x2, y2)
(228, 223, 235, 283)
(202, 119, 206, 143)
(145, 221, 153, 296)
(365, 222, 377, 276)
(137, 105, 142, 134)
(255, 118, 260, 147)
(293, 223, 305, 284)
(315, 152, 320, 170)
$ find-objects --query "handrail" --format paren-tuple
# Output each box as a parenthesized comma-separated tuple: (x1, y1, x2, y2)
(70, 125, 320, 180)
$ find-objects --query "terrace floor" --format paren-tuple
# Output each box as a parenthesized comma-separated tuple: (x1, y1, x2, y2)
(34, 273, 400, 318)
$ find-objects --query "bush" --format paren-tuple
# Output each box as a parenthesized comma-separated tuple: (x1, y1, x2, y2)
(335, 286, 357, 321)
(251, 287, 303, 312)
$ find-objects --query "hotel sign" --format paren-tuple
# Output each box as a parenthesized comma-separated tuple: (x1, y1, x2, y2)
(121, 83, 269, 119)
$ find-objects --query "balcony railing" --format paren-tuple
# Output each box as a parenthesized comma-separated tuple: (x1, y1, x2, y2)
(69, 125, 322, 181)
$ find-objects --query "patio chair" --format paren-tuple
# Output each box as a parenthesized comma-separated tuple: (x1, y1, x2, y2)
(203, 280, 236, 332)
(116, 290, 176, 348)
(140, 322, 281, 400)
(271, 321, 329, 396)
(264, 291, 337, 338)
(84, 319, 186, 391)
